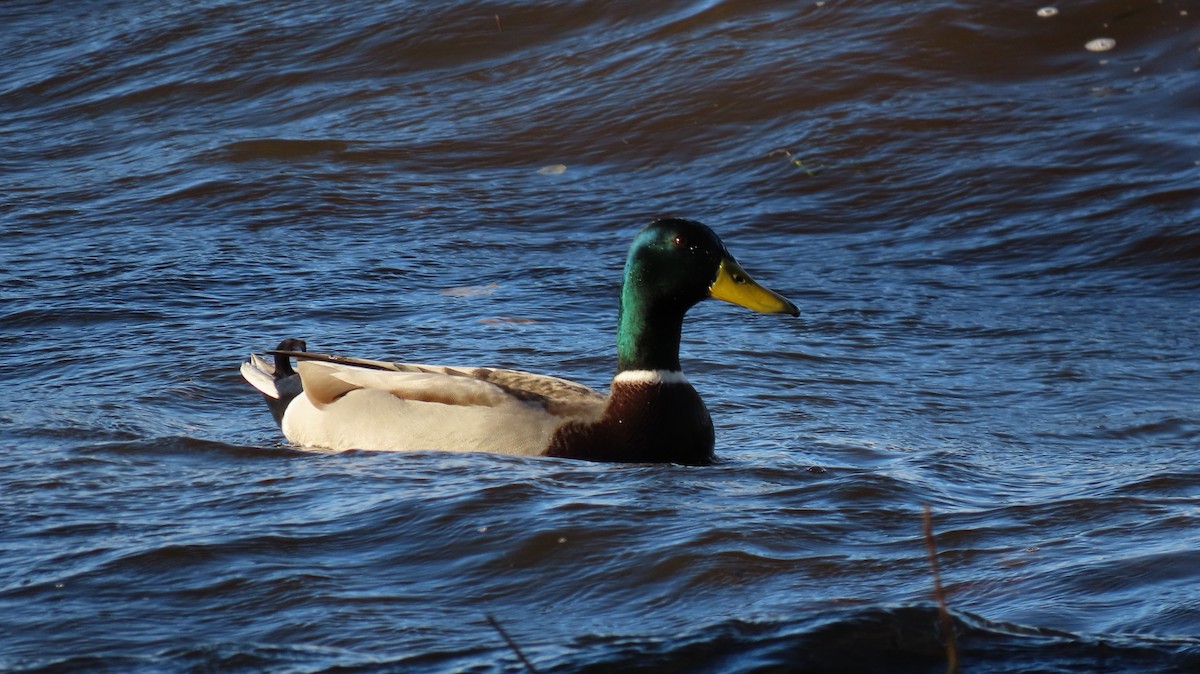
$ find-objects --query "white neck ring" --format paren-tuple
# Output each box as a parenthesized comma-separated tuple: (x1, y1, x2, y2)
(613, 369, 689, 385)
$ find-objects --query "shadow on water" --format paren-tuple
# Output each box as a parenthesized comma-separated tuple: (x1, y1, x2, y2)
(542, 608, 1200, 674)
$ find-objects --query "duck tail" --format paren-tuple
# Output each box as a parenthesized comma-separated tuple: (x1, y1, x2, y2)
(241, 337, 308, 426)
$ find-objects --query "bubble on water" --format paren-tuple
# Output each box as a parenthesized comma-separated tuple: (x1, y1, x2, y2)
(1037, 7, 1058, 17)
(1086, 38, 1116, 52)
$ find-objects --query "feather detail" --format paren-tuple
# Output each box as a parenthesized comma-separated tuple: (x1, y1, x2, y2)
(241, 354, 281, 399)
(298, 360, 522, 409)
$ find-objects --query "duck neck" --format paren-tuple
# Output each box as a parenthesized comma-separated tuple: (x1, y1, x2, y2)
(616, 288, 686, 374)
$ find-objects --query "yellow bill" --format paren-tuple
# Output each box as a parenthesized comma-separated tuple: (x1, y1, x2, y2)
(709, 258, 799, 316)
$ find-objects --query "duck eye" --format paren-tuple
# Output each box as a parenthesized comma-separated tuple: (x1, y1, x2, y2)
(673, 235, 689, 249)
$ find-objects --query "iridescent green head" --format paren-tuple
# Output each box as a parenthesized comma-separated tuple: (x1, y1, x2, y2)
(616, 218, 798, 373)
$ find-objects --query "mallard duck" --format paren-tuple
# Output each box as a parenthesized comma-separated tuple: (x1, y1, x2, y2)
(241, 218, 797, 464)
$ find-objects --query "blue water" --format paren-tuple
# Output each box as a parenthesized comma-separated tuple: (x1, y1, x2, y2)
(3, 1, 1199, 671)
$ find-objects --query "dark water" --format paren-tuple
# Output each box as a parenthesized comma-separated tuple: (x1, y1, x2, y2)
(3, 0, 1199, 671)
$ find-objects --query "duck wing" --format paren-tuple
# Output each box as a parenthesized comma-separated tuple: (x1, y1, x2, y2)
(277, 350, 606, 418)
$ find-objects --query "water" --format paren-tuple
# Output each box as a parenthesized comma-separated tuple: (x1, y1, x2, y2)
(3, 0, 1199, 671)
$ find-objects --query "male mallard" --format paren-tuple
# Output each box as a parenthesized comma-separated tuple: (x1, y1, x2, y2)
(241, 218, 797, 464)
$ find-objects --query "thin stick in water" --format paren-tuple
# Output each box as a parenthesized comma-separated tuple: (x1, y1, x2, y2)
(486, 614, 541, 674)
(923, 504, 960, 674)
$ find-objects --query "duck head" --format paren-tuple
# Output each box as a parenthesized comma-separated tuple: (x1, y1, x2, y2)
(616, 218, 798, 372)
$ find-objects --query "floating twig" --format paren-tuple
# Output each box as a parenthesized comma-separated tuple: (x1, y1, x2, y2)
(768, 148, 817, 176)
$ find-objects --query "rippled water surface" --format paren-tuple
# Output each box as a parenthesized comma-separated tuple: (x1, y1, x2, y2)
(3, 1, 1199, 671)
